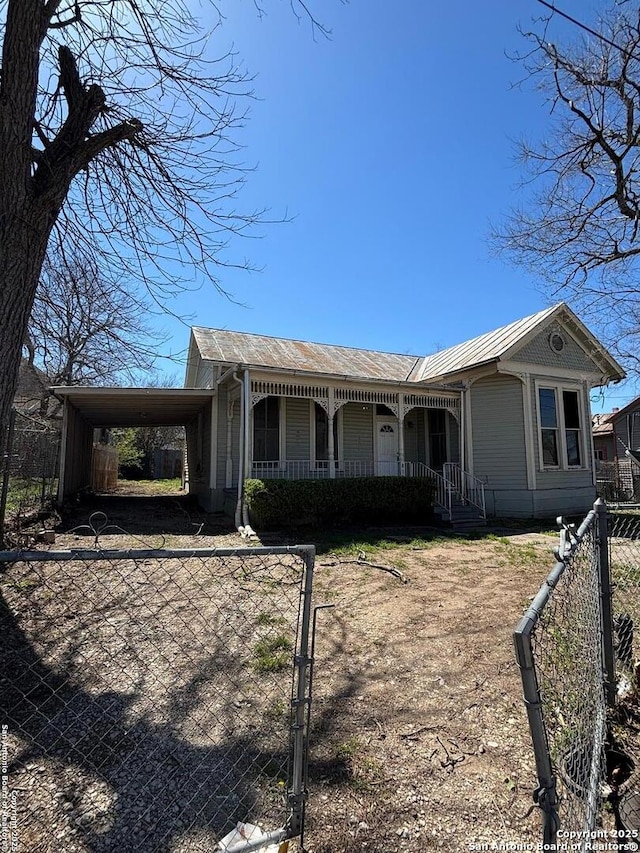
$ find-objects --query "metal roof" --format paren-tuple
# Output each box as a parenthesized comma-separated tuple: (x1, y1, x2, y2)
(192, 328, 421, 382)
(192, 302, 625, 386)
(409, 304, 562, 381)
(52, 387, 214, 427)
(593, 413, 614, 435)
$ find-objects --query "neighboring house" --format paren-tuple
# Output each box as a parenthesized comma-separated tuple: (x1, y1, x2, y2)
(14, 358, 58, 419)
(184, 302, 625, 520)
(593, 412, 617, 463)
(593, 398, 640, 462)
(593, 399, 640, 501)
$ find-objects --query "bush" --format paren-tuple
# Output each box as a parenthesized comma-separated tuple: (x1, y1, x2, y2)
(244, 477, 436, 529)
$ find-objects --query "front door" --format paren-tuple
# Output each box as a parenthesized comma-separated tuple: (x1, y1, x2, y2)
(376, 419, 399, 475)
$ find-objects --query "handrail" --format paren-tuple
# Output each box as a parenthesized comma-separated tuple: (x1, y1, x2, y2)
(415, 462, 452, 520)
(442, 462, 486, 518)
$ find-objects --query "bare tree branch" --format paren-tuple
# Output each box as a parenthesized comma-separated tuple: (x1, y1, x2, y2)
(494, 5, 640, 372)
(0, 0, 333, 431)
(29, 248, 168, 386)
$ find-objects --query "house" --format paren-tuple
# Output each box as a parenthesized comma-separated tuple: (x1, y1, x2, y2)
(593, 399, 640, 501)
(593, 412, 616, 463)
(183, 302, 625, 521)
(593, 398, 640, 463)
(14, 358, 60, 420)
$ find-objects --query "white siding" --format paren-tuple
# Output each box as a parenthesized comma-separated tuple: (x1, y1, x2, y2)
(470, 375, 528, 490)
(286, 398, 311, 460)
(342, 403, 373, 460)
(195, 360, 214, 388)
(216, 385, 229, 488)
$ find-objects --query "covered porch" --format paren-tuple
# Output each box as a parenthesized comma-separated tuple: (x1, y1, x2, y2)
(224, 376, 486, 523)
(247, 380, 461, 477)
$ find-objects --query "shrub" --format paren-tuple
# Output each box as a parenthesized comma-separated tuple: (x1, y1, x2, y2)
(244, 477, 436, 529)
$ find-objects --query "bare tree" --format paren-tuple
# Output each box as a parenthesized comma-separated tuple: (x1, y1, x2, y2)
(27, 250, 166, 386)
(0, 0, 327, 433)
(495, 5, 640, 371)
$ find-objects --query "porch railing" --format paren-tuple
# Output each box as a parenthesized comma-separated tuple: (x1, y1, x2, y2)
(442, 462, 486, 518)
(415, 462, 452, 519)
(251, 460, 415, 480)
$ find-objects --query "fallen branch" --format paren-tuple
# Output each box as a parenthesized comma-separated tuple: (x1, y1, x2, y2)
(399, 724, 437, 740)
(320, 550, 408, 583)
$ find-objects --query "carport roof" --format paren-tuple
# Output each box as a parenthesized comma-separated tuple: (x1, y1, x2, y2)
(52, 387, 215, 427)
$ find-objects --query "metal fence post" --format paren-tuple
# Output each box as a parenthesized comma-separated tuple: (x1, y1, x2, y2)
(288, 546, 315, 839)
(595, 498, 616, 707)
(514, 589, 560, 844)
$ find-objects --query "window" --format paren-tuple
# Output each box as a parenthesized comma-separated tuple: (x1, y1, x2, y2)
(313, 403, 339, 465)
(539, 388, 559, 466)
(563, 391, 581, 466)
(537, 386, 584, 469)
(253, 397, 280, 461)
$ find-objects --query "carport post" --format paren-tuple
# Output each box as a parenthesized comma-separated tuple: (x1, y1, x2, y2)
(57, 397, 69, 505)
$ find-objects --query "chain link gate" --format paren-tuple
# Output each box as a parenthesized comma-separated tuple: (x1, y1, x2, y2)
(0, 544, 315, 853)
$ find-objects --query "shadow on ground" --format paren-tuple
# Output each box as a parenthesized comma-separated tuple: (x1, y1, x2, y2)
(56, 493, 235, 538)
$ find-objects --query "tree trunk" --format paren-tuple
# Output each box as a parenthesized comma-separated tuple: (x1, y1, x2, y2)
(0, 208, 54, 430)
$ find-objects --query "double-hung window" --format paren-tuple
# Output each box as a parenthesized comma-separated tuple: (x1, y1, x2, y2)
(253, 397, 280, 461)
(537, 386, 583, 469)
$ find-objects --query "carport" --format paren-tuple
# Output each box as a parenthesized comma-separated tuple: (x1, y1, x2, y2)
(53, 387, 216, 506)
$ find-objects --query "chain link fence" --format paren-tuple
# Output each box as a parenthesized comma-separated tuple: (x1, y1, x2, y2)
(608, 511, 640, 838)
(514, 506, 607, 845)
(0, 409, 61, 544)
(0, 544, 315, 853)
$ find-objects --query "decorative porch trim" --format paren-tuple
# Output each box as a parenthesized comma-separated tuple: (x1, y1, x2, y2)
(335, 388, 399, 406)
(250, 380, 460, 413)
(250, 392, 270, 407)
(251, 379, 329, 401)
(404, 393, 460, 411)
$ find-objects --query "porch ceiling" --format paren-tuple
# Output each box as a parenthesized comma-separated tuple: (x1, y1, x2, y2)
(51, 387, 215, 427)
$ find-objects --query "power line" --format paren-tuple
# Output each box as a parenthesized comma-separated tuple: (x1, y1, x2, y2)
(535, 0, 632, 56)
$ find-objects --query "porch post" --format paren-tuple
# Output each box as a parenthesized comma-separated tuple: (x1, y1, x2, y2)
(460, 391, 466, 476)
(398, 393, 405, 474)
(243, 369, 251, 483)
(328, 388, 336, 478)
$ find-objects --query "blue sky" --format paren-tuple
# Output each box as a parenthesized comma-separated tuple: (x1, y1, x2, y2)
(154, 0, 630, 410)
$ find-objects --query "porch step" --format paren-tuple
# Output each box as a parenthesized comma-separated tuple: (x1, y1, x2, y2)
(434, 499, 486, 531)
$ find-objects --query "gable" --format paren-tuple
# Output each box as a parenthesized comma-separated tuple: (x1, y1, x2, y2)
(510, 320, 604, 374)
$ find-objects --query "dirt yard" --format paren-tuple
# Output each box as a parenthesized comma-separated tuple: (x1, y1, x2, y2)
(4, 493, 560, 852)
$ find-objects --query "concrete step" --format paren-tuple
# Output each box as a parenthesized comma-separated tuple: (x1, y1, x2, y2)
(450, 517, 487, 531)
